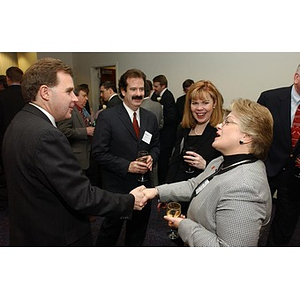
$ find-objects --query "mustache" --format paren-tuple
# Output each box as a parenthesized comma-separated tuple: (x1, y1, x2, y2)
(132, 95, 143, 100)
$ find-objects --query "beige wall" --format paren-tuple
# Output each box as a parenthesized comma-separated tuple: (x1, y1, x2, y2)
(0, 52, 37, 74)
(24, 52, 300, 111)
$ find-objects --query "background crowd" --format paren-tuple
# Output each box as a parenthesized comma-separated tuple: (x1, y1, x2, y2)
(0, 58, 299, 247)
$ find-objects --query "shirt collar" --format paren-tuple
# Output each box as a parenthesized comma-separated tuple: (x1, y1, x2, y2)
(29, 102, 57, 127)
(123, 102, 140, 121)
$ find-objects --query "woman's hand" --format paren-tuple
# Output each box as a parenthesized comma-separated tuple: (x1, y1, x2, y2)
(163, 214, 186, 229)
(183, 151, 206, 170)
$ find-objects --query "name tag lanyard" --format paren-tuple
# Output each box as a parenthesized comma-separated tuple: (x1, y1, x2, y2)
(190, 159, 257, 200)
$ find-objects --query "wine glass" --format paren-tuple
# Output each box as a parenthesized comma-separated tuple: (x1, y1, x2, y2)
(166, 202, 181, 240)
(136, 150, 149, 182)
(183, 146, 197, 174)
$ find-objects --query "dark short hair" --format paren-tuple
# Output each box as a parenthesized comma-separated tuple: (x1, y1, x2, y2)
(152, 75, 167, 87)
(182, 79, 194, 89)
(144, 80, 152, 97)
(6, 66, 23, 82)
(74, 84, 89, 96)
(119, 69, 146, 93)
(100, 81, 117, 93)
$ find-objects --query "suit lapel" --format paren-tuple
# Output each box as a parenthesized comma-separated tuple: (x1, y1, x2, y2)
(278, 87, 292, 146)
(117, 104, 139, 141)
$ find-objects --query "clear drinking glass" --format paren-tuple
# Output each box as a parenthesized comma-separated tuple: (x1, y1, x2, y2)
(183, 146, 197, 174)
(137, 150, 149, 182)
(166, 202, 181, 240)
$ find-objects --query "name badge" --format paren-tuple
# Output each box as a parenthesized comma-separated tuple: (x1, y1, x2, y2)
(195, 179, 210, 196)
(142, 131, 152, 144)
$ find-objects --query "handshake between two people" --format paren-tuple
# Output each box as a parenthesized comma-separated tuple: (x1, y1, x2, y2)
(129, 187, 185, 230)
(129, 186, 157, 210)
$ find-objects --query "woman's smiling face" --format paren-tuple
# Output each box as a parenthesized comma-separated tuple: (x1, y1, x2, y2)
(190, 92, 215, 125)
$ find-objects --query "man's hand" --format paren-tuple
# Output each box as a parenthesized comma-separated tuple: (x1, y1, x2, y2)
(163, 215, 185, 229)
(130, 185, 147, 210)
(128, 155, 153, 174)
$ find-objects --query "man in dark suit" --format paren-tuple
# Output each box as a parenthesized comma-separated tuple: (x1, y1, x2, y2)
(0, 67, 25, 210)
(100, 81, 122, 109)
(2, 58, 148, 246)
(152, 74, 177, 184)
(175, 79, 194, 125)
(92, 69, 160, 246)
(257, 64, 300, 246)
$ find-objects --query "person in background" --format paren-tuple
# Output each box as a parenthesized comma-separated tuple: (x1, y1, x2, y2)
(92, 69, 160, 246)
(100, 81, 122, 109)
(141, 79, 164, 186)
(143, 99, 274, 247)
(176, 79, 194, 124)
(257, 64, 300, 246)
(57, 84, 95, 174)
(152, 74, 177, 184)
(0, 75, 7, 91)
(2, 58, 148, 246)
(0, 67, 25, 211)
(166, 80, 224, 216)
(79, 83, 93, 116)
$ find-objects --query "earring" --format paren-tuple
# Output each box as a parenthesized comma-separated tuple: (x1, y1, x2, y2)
(239, 140, 244, 145)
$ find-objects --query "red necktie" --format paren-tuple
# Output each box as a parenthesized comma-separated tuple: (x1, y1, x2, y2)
(291, 104, 300, 149)
(133, 112, 140, 138)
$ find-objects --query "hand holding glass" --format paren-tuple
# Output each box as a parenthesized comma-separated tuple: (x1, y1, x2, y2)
(136, 150, 149, 182)
(166, 202, 181, 240)
(183, 146, 197, 174)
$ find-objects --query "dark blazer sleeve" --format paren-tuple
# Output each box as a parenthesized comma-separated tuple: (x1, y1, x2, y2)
(35, 128, 134, 218)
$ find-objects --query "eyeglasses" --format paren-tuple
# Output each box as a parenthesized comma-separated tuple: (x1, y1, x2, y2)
(222, 118, 238, 126)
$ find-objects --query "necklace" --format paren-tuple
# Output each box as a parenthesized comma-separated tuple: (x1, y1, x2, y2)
(194, 126, 202, 135)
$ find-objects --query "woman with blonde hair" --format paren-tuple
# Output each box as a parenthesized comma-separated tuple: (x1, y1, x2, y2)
(165, 80, 224, 216)
(144, 99, 274, 247)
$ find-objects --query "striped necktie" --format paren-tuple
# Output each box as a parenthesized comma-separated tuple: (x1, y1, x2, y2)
(133, 112, 139, 138)
(291, 104, 300, 149)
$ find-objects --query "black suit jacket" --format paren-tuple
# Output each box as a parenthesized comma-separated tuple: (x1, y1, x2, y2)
(158, 89, 177, 148)
(257, 86, 293, 177)
(106, 94, 122, 109)
(92, 104, 160, 193)
(2, 104, 134, 246)
(0, 85, 25, 165)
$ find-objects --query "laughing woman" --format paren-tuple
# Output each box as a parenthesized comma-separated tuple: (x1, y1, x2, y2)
(143, 99, 274, 247)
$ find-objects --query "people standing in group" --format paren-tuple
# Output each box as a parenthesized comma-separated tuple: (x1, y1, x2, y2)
(166, 80, 224, 215)
(151, 74, 177, 184)
(2, 58, 148, 246)
(143, 99, 274, 247)
(57, 84, 95, 175)
(141, 79, 164, 186)
(176, 79, 194, 124)
(0, 67, 25, 210)
(92, 69, 160, 246)
(257, 64, 300, 246)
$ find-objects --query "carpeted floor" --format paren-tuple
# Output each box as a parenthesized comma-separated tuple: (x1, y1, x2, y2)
(1, 197, 300, 247)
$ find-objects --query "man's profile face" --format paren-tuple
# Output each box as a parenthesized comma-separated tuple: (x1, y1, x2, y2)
(48, 71, 77, 122)
(153, 81, 164, 95)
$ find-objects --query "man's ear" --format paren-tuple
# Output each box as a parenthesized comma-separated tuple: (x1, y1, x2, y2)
(39, 85, 50, 101)
(121, 88, 126, 98)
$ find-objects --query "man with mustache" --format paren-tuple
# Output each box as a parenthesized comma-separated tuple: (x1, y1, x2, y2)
(92, 69, 160, 246)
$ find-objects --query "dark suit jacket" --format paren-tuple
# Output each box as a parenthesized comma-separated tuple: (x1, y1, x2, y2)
(57, 106, 91, 170)
(158, 89, 177, 148)
(2, 104, 134, 246)
(106, 94, 122, 109)
(257, 86, 293, 177)
(176, 94, 186, 124)
(0, 85, 25, 165)
(92, 104, 160, 193)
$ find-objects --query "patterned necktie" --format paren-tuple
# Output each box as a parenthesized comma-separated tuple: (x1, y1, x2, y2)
(133, 112, 140, 138)
(291, 104, 300, 149)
